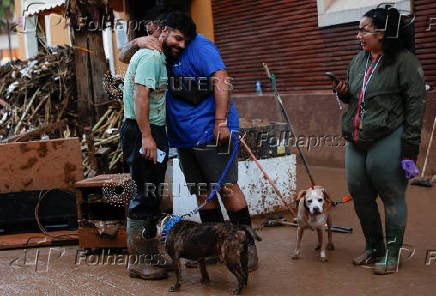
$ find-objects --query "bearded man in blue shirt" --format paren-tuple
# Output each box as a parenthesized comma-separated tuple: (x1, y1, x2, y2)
(120, 12, 258, 272)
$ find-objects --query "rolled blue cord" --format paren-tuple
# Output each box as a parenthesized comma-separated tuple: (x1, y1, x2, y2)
(161, 215, 181, 242)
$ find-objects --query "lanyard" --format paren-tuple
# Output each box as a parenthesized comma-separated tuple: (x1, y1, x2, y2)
(354, 54, 382, 142)
(359, 55, 382, 109)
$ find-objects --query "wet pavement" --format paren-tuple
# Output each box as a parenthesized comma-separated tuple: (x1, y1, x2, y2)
(1, 166, 435, 296)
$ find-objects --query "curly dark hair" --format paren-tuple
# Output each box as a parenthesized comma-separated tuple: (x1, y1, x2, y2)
(364, 5, 415, 69)
(163, 12, 197, 41)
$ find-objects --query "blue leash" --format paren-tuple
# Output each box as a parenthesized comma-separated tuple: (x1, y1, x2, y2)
(161, 132, 239, 242)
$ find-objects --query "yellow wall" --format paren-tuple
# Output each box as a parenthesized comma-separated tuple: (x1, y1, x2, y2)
(113, 0, 127, 76)
(14, 0, 26, 60)
(14, 0, 70, 59)
(113, 8, 128, 76)
(48, 14, 71, 46)
(190, 0, 215, 42)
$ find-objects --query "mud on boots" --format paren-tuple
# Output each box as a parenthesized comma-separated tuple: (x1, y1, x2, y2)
(126, 218, 168, 280)
(373, 226, 405, 275)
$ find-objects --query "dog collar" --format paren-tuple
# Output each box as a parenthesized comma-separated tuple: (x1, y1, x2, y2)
(310, 195, 352, 216)
(161, 215, 181, 242)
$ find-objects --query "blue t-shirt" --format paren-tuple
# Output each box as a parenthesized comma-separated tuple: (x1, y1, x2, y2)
(166, 34, 239, 148)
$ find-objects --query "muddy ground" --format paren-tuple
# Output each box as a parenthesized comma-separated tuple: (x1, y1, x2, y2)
(1, 166, 435, 296)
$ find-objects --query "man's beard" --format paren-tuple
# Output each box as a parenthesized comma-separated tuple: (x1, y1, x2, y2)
(163, 36, 183, 61)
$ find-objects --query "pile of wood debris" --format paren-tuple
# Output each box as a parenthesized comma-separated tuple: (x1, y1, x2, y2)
(82, 73, 124, 177)
(0, 46, 77, 142)
(0, 46, 127, 177)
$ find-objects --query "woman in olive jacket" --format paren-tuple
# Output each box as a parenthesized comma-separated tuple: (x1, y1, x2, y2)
(335, 5, 426, 274)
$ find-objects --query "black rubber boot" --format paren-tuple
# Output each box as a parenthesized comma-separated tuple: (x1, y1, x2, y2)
(374, 226, 405, 275)
(198, 208, 225, 224)
(352, 198, 386, 265)
(126, 218, 168, 280)
(227, 207, 258, 272)
(227, 207, 252, 227)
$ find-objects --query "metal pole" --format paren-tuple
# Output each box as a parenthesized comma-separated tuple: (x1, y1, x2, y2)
(7, 19, 13, 61)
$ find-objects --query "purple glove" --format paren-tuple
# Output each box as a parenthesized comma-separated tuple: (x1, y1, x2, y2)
(401, 160, 420, 179)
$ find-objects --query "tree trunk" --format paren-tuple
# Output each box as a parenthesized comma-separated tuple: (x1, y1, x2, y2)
(66, 0, 113, 128)
(72, 30, 108, 128)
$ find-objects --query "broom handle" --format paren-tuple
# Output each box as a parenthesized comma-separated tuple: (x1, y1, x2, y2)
(421, 115, 436, 177)
(262, 63, 317, 188)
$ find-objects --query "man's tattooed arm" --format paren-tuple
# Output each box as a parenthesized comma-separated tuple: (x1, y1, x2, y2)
(118, 36, 162, 64)
(118, 39, 139, 64)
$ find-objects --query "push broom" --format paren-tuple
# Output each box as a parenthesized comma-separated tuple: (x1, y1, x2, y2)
(411, 115, 436, 187)
(262, 63, 352, 205)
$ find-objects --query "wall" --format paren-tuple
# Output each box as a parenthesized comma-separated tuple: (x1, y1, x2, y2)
(317, 0, 411, 27)
(0, 48, 19, 60)
(14, 0, 25, 60)
(46, 14, 70, 46)
(191, 0, 215, 42)
(14, 0, 215, 73)
(234, 92, 436, 175)
(212, 0, 436, 94)
(212, 0, 436, 175)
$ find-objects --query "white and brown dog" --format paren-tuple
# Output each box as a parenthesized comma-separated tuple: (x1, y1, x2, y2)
(292, 186, 335, 262)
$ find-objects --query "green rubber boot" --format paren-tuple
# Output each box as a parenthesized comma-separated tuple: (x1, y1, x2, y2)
(352, 244, 385, 265)
(374, 227, 405, 275)
(126, 218, 168, 280)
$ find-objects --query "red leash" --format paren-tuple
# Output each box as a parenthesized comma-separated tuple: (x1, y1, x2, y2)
(239, 136, 297, 217)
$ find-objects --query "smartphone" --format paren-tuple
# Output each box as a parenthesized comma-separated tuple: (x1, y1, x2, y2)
(325, 72, 344, 110)
(139, 147, 166, 163)
(325, 72, 340, 84)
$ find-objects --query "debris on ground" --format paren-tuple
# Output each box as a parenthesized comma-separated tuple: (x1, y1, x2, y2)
(82, 73, 124, 177)
(0, 47, 126, 177)
(0, 46, 78, 142)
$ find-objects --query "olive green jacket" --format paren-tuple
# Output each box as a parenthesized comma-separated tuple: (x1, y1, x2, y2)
(339, 50, 426, 159)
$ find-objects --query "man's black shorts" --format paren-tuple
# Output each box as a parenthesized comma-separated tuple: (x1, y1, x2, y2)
(177, 138, 238, 195)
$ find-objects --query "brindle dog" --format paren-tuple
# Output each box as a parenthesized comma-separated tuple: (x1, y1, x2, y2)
(163, 220, 261, 294)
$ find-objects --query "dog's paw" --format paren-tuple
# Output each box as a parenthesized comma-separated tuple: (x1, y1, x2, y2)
(320, 257, 328, 263)
(232, 288, 242, 295)
(315, 244, 321, 251)
(201, 276, 210, 284)
(327, 243, 335, 251)
(169, 283, 180, 292)
(184, 259, 198, 268)
(291, 252, 301, 260)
